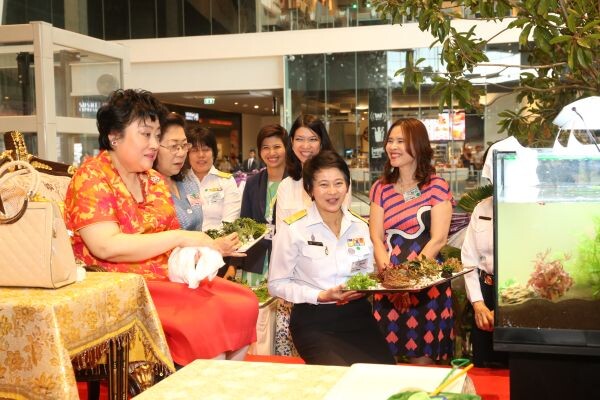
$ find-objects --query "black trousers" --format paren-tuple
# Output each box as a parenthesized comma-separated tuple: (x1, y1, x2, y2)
(471, 276, 508, 368)
(290, 298, 396, 366)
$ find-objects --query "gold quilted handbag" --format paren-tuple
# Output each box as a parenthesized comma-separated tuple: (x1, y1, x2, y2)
(0, 160, 77, 288)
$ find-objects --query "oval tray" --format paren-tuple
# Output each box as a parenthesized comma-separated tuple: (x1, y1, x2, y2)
(344, 268, 475, 293)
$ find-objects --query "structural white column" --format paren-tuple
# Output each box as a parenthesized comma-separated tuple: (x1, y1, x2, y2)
(32, 21, 58, 160)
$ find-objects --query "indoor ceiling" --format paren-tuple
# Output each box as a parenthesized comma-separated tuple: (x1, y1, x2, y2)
(155, 89, 283, 116)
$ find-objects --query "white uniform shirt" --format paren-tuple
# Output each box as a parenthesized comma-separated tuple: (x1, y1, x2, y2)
(275, 176, 352, 234)
(268, 203, 373, 305)
(461, 196, 494, 304)
(187, 166, 241, 231)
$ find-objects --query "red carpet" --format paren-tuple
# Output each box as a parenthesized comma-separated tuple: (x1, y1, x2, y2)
(77, 355, 509, 400)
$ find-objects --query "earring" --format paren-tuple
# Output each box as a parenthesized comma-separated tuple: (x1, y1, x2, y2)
(111, 140, 117, 146)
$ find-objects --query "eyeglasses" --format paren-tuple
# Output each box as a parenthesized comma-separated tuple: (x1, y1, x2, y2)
(160, 143, 193, 154)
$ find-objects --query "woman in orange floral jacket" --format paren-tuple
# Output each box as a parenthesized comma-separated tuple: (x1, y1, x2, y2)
(64, 89, 258, 366)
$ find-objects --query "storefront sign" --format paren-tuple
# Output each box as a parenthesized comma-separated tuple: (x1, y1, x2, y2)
(368, 88, 388, 175)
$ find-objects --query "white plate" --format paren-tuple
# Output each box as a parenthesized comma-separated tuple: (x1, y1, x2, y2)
(237, 231, 268, 252)
(324, 363, 468, 399)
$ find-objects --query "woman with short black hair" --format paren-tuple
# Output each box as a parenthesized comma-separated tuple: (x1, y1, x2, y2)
(269, 150, 395, 366)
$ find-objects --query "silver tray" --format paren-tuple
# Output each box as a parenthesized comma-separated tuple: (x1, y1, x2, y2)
(344, 268, 475, 293)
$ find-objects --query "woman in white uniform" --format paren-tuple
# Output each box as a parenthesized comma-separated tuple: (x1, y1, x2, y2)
(182, 126, 242, 278)
(275, 114, 351, 232)
(268, 150, 395, 366)
(461, 145, 508, 368)
(273, 114, 339, 356)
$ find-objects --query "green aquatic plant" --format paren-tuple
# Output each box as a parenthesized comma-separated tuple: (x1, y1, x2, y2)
(527, 250, 573, 301)
(499, 278, 517, 294)
(572, 217, 600, 297)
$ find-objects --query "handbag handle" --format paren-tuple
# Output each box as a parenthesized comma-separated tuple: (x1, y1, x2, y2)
(0, 160, 40, 225)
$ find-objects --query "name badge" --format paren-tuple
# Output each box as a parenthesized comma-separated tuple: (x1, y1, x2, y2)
(264, 223, 275, 240)
(187, 193, 203, 206)
(203, 187, 224, 204)
(403, 186, 421, 202)
(350, 258, 368, 273)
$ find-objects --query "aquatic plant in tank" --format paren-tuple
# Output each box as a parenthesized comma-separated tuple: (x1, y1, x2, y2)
(571, 217, 600, 298)
(493, 150, 600, 355)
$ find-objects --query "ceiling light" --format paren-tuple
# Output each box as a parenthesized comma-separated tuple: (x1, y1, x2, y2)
(234, 102, 239, 105)
(253, 105, 259, 109)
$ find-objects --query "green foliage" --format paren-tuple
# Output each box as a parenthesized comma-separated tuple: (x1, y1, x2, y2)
(499, 278, 517, 293)
(572, 218, 600, 297)
(346, 272, 378, 290)
(231, 277, 271, 302)
(209, 217, 267, 243)
(372, 0, 600, 144)
(252, 283, 271, 303)
(456, 184, 493, 213)
(440, 245, 462, 261)
(204, 229, 221, 239)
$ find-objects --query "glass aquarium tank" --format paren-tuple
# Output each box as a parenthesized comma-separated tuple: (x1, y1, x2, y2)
(494, 149, 600, 355)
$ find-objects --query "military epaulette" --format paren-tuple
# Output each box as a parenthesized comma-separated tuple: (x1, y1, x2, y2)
(214, 170, 233, 179)
(349, 209, 369, 225)
(284, 209, 307, 225)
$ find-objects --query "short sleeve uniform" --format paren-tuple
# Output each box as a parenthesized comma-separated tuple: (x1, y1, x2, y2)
(369, 175, 455, 360)
(268, 203, 395, 366)
(269, 204, 374, 305)
(186, 166, 241, 231)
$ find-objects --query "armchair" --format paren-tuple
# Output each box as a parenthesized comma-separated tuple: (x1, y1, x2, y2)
(1, 131, 165, 399)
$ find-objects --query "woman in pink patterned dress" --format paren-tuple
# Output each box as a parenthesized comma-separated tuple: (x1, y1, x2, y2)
(369, 118, 454, 363)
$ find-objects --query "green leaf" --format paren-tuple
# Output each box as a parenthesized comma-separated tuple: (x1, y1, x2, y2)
(582, 20, 600, 32)
(549, 35, 572, 44)
(566, 13, 577, 33)
(456, 185, 494, 212)
(576, 47, 589, 69)
(537, 0, 548, 16)
(568, 45, 576, 69)
(519, 24, 533, 46)
(576, 37, 593, 49)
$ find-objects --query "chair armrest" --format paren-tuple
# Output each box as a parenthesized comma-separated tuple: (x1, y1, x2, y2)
(84, 265, 107, 273)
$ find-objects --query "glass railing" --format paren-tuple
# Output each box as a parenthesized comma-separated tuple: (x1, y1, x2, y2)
(2, 1, 505, 39)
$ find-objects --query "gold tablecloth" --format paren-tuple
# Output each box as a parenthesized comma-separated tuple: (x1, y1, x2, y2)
(134, 360, 347, 400)
(0, 272, 174, 400)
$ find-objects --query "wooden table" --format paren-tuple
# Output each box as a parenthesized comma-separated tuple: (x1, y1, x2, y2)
(135, 360, 347, 400)
(0, 272, 174, 400)
(135, 359, 476, 399)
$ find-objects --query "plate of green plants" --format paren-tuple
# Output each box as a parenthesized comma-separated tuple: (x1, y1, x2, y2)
(344, 257, 473, 292)
(205, 217, 268, 253)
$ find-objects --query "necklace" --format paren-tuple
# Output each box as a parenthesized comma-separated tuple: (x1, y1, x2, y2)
(396, 179, 421, 201)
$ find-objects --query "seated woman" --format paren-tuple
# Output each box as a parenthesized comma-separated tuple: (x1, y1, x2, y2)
(268, 150, 395, 366)
(153, 111, 259, 361)
(64, 90, 258, 366)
